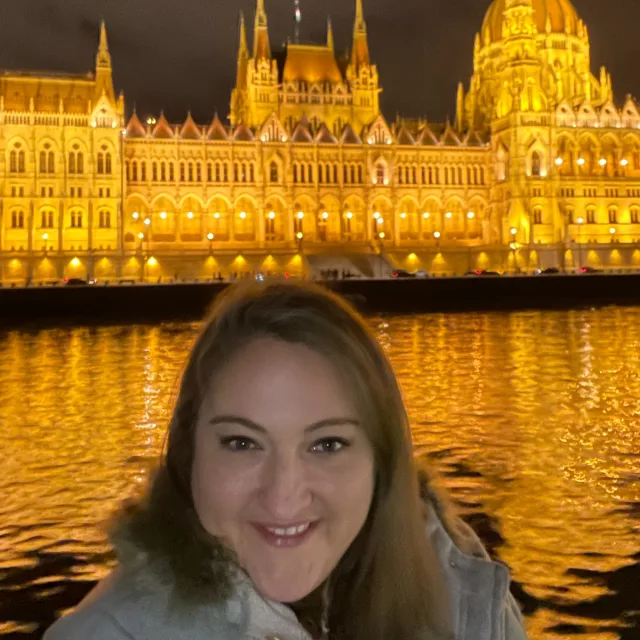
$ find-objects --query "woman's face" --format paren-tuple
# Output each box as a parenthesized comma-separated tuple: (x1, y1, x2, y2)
(192, 337, 375, 604)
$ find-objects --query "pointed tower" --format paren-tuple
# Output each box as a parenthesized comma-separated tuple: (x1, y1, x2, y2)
(254, 0, 271, 61)
(230, 13, 250, 125)
(95, 21, 115, 103)
(351, 0, 370, 70)
(327, 18, 335, 52)
(455, 82, 465, 132)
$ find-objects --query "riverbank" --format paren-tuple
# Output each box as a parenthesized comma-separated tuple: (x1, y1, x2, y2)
(2, 274, 640, 327)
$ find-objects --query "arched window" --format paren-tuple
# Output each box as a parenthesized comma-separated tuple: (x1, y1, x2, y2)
(234, 162, 240, 182)
(41, 210, 54, 228)
(358, 166, 363, 184)
(160, 162, 166, 182)
(152, 161, 158, 182)
(223, 163, 229, 182)
(141, 161, 147, 182)
(180, 162, 186, 182)
(458, 167, 463, 184)
(480, 167, 486, 184)
(215, 162, 221, 182)
(531, 151, 542, 177)
(169, 162, 175, 182)
(40, 145, 54, 174)
(444, 167, 449, 185)
(294, 164, 299, 184)
(196, 163, 202, 182)
(608, 207, 617, 224)
(71, 210, 83, 228)
(428, 166, 434, 184)
(533, 208, 543, 225)
(69, 152, 76, 174)
(12, 210, 25, 228)
(249, 163, 255, 183)
(188, 162, 194, 182)
(333, 165, 338, 184)
(99, 210, 111, 228)
(351, 165, 357, 184)
(207, 162, 213, 182)
(270, 162, 279, 183)
(97, 152, 105, 174)
(105, 152, 112, 174)
(376, 163, 385, 185)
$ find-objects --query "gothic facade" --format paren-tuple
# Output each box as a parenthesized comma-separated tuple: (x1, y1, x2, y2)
(1, 0, 640, 283)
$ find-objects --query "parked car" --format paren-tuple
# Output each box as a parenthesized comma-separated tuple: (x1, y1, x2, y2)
(391, 270, 416, 278)
(536, 267, 561, 275)
(61, 277, 96, 286)
(578, 266, 602, 274)
(464, 270, 501, 277)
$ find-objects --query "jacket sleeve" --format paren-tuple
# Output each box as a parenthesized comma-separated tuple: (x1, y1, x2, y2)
(504, 592, 529, 640)
(43, 608, 136, 640)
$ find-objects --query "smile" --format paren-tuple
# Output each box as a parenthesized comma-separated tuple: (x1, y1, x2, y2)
(252, 521, 319, 548)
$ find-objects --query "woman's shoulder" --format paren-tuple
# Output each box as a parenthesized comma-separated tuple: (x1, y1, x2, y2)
(43, 563, 236, 640)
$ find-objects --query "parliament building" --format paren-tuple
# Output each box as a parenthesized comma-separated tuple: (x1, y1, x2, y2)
(2, 0, 640, 283)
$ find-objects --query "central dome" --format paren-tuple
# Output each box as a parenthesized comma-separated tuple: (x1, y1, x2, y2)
(482, 0, 580, 44)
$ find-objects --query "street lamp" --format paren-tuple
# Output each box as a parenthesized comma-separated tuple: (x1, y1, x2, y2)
(510, 228, 519, 274)
(296, 231, 304, 252)
(137, 232, 146, 282)
(207, 232, 215, 280)
(576, 217, 584, 269)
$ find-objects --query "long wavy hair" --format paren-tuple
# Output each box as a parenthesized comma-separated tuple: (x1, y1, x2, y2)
(109, 280, 450, 640)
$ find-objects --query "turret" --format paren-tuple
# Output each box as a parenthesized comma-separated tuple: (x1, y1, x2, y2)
(95, 21, 115, 103)
(254, 0, 271, 61)
(350, 0, 370, 70)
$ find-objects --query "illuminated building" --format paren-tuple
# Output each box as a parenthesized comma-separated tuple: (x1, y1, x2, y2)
(1, 0, 640, 283)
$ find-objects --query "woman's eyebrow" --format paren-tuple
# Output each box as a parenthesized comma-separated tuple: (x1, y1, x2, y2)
(208, 416, 361, 433)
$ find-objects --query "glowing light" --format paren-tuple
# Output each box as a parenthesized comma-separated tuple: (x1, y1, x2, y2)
(146, 117, 156, 125)
(297, 211, 304, 219)
(187, 211, 194, 219)
(207, 232, 214, 241)
(296, 232, 303, 240)
(555, 157, 564, 166)
(434, 231, 441, 239)
(599, 158, 607, 166)
(540, 169, 547, 177)
(240, 211, 247, 219)
(423, 212, 430, 219)
(160, 211, 167, 219)
(148, 257, 158, 266)
(467, 212, 475, 219)
(379, 232, 386, 239)
(111, 121, 117, 129)
(346, 212, 353, 219)
(577, 158, 586, 166)
(42, 233, 49, 241)
(373, 211, 380, 219)
(445, 212, 453, 219)
(322, 212, 329, 219)
(510, 227, 518, 236)
(132, 212, 139, 219)
(268, 211, 276, 219)
(621, 159, 629, 167)
(214, 212, 220, 219)
(144, 218, 151, 226)
(610, 227, 617, 234)
(386, 139, 392, 145)
(577, 217, 585, 224)
(138, 232, 145, 239)
(70, 257, 81, 267)
(400, 212, 407, 219)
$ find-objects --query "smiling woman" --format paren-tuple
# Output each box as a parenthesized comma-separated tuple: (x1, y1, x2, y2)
(43, 280, 528, 640)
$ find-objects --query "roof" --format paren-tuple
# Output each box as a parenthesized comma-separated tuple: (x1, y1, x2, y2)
(482, 0, 580, 44)
(281, 44, 343, 84)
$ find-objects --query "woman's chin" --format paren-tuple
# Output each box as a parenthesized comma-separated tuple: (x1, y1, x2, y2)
(251, 572, 317, 604)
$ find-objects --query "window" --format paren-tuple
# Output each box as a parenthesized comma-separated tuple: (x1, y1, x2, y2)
(197, 163, 202, 182)
(99, 210, 111, 228)
(188, 163, 194, 182)
(180, 162, 186, 182)
(105, 152, 112, 174)
(587, 209, 596, 224)
(249, 164, 255, 183)
(207, 162, 213, 182)
(131, 161, 138, 182)
(11, 210, 25, 228)
(40, 145, 55, 174)
(169, 163, 175, 182)
(631, 208, 639, 224)
(41, 210, 54, 228)
(71, 210, 83, 228)
(376, 163, 385, 184)
(608, 208, 617, 224)
(270, 162, 279, 183)
(160, 162, 167, 182)
(78, 187, 82, 197)
(215, 162, 221, 182)
(69, 146, 83, 174)
(152, 162, 158, 182)
(531, 152, 542, 177)
(533, 208, 543, 224)
(10, 145, 26, 173)
(97, 152, 104, 174)
(141, 162, 147, 182)
(294, 164, 299, 184)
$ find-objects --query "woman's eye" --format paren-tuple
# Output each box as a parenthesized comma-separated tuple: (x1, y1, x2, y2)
(311, 438, 349, 454)
(219, 437, 259, 452)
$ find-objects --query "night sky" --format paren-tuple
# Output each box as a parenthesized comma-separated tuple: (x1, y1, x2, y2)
(1, 0, 639, 125)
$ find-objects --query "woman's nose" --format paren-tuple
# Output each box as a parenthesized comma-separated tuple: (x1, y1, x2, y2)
(259, 451, 312, 520)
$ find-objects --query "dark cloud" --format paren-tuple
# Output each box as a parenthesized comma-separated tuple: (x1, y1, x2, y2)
(1, 0, 639, 124)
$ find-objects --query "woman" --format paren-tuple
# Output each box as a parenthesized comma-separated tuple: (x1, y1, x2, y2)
(45, 280, 528, 640)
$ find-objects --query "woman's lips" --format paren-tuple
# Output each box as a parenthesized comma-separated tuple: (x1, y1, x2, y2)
(252, 521, 320, 548)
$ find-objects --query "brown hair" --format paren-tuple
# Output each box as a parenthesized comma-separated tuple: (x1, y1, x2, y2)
(110, 280, 450, 639)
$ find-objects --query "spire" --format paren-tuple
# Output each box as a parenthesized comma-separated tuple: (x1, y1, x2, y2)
(294, 0, 302, 44)
(236, 13, 249, 90)
(351, 0, 370, 69)
(327, 17, 334, 51)
(254, 0, 271, 60)
(455, 82, 465, 132)
(95, 21, 115, 102)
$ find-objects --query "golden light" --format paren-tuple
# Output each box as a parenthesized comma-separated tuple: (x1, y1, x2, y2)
(148, 257, 158, 266)
(400, 212, 407, 219)
(160, 211, 167, 219)
(577, 217, 585, 224)
(510, 227, 518, 236)
(137, 232, 144, 239)
(346, 212, 353, 219)
(379, 232, 386, 239)
(146, 117, 156, 125)
(297, 211, 304, 219)
(42, 233, 49, 241)
(434, 231, 441, 239)
(610, 227, 617, 234)
(555, 157, 564, 166)
(70, 257, 81, 267)
(540, 169, 547, 177)
(207, 232, 214, 241)
(445, 212, 453, 219)
(296, 232, 303, 240)
(423, 212, 430, 219)
(132, 212, 139, 220)
(322, 212, 329, 220)
(621, 159, 629, 167)
(144, 218, 151, 226)
(377, 218, 384, 225)
(373, 211, 380, 219)
(577, 157, 586, 166)
(239, 211, 247, 219)
(187, 211, 194, 219)
(467, 212, 475, 219)
(214, 212, 220, 219)
(268, 211, 276, 219)
(599, 158, 607, 166)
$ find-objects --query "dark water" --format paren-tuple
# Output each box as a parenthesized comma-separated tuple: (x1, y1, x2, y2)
(0, 309, 638, 639)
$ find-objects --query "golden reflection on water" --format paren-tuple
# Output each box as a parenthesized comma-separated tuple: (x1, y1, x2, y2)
(0, 309, 639, 639)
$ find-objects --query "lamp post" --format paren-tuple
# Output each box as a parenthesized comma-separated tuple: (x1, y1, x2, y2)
(377, 231, 385, 278)
(207, 232, 215, 280)
(510, 227, 518, 274)
(576, 217, 584, 270)
(296, 231, 304, 253)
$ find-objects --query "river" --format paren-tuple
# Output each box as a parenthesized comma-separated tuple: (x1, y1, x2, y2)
(0, 307, 638, 639)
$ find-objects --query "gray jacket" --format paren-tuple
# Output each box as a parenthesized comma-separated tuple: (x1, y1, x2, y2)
(44, 502, 529, 640)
